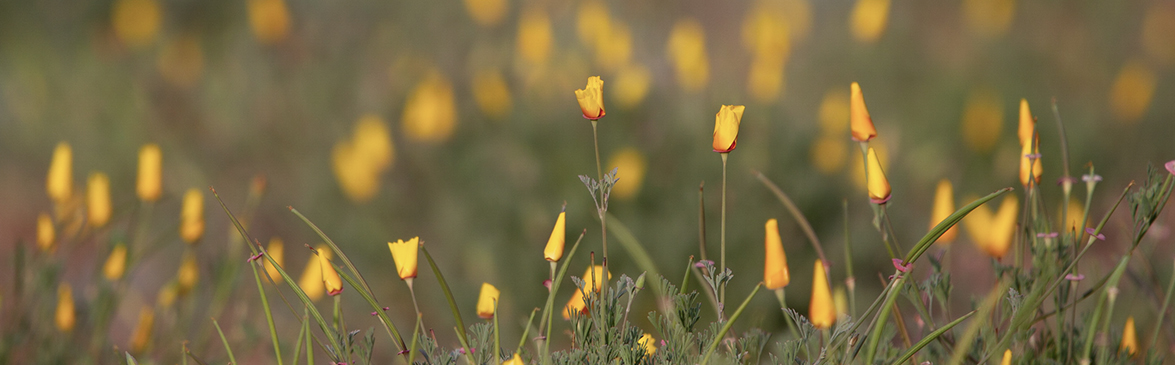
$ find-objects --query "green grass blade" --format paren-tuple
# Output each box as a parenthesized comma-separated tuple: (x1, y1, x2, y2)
(421, 246, 476, 364)
(701, 282, 763, 365)
(291, 310, 308, 365)
(516, 308, 539, 354)
(212, 318, 237, 365)
(330, 261, 407, 357)
(905, 187, 1013, 265)
(892, 310, 976, 365)
(124, 352, 138, 365)
(863, 275, 906, 364)
(542, 229, 586, 362)
(408, 312, 422, 365)
(754, 171, 827, 264)
(249, 263, 283, 365)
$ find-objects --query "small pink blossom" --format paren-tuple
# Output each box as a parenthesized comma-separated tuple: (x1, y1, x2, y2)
(695, 260, 714, 268)
(247, 252, 264, 262)
(543, 279, 552, 291)
(1085, 228, 1106, 241)
(1082, 174, 1102, 183)
(1167, 160, 1175, 176)
(1057, 176, 1077, 186)
(1024, 153, 1042, 160)
(1036, 232, 1059, 238)
(892, 258, 912, 273)
(1065, 273, 1085, 281)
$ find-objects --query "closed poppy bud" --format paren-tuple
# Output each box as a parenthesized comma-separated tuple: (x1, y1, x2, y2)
(983, 196, 1019, 259)
(562, 290, 587, 319)
(638, 333, 657, 354)
(180, 188, 205, 244)
(104, 243, 128, 281)
(1019, 135, 1042, 186)
(137, 144, 162, 202)
(712, 105, 745, 153)
(130, 306, 155, 353)
(476, 282, 500, 319)
(37, 212, 56, 253)
(1018, 99, 1034, 147)
(177, 251, 199, 294)
(318, 248, 343, 296)
(1121, 316, 1137, 356)
(503, 353, 525, 365)
(47, 142, 73, 204)
(87, 172, 112, 228)
(56, 283, 75, 333)
(543, 209, 566, 262)
(763, 219, 790, 290)
(297, 245, 331, 301)
(849, 82, 877, 142)
(930, 179, 958, 245)
(865, 148, 891, 204)
(809, 260, 836, 329)
(575, 76, 606, 120)
(264, 237, 285, 283)
(387, 237, 420, 279)
(1000, 349, 1012, 365)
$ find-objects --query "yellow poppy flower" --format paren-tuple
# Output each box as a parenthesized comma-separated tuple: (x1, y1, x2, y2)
(712, 105, 745, 153)
(866, 148, 891, 204)
(180, 188, 205, 244)
(298, 245, 332, 301)
(1017, 99, 1034, 147)
(1000, 349, 1012, 365)
(472, 69, 513, 120)
(476, 283, 500, 319)
(960, 88, 1004, 154)
(575, 76, 606, 120)
(247, 0, 291, 45)
(849, 82, 877, 142)
(1122, 316, 1137, 356)
(1019, 135, 1042, 187)
(930, 179, 958, 245)
(1108, 60, 1156, 124)
(809, 260, 835, 329)
(544, 210, 566, 262)
(503, 353, 526, 365)
(516, 7, 552, 65)
(177, 251, 199, 294)
(104, 243, 128, 281)
(47, 142, 72, 204)
(849, 0, 890, 43)
(607, 147, 647, 200)
(638, 333, 657, 354)
(666, 19, 710, 92)
(402, 72, 458, 142)
(37, 212, 56, 253)
(763, 219, 790, 290)
(388, 237, 420, 279)
(130, 306, 155, 353)
(112, 0, 161, 48)
(137, 143, 162, 202)
(56, 283, 76, 333)
(87, 172, 111, 228)
(319, 248, 343, 296)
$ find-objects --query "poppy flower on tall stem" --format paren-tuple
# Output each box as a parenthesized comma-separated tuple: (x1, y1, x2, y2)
(712, 104, 745, 311)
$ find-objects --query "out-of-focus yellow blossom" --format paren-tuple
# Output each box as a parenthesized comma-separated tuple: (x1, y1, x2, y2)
(833, 286, 848, 318)
(177, 251, 199, 294)
(516, 7, 552, 65)
(137, 143, 162, 202)
(265, 237, 285, 283)
(472, 69, 513, 120)
(712, 105, 745, 153)
(613, 64, 651, 109)
(157, 35, 204, 89)
(810, 134, 848, 175)
(1060, 198, 1083, 233)
(1000, 349, 1012, 365)
(819, 89, 850, 135)
(157, 282, 179, 308)
(1017, 99, 1034, 147)
(37, 212, 55, 253)
(638, 333, 657, 354)
(666, 19, 710, 92)
(562, 266, 611, 319)
(503, 353, 525, 365)
(1108, 60, 1155, 123)
(180, 188, 205, 244)
(977, 195, 1018, 259)
(742, 2, 792, 57)
(962, 194, 992, 245)
(112, 0, 162, 49)
(576, 0, 611, 47)
(581, 265, 610, 291)
(562, 289, 587, 319)
(47, 142, 72, 204)
(849, 82, 877, 142)
(850, 0, 890, 43)
(962, 0, 1015, 38)
(333, 114, 394, 203)
(87, 172, 111, 228)
(1122, 316, 1137, 356)
(388, 237, 420, 279)
(607, 147, 647, 200)
(575, 76, 606, 120)
(130, 306, 155, 353)
(476, 283, 500, 319)
(1141, 3, 1175, 65)
(248, 0, 291, 45)
(544, 210, 566, 262)
(104, 243, 128, 281)
(866, 147, 891, 204)
(318, 248, 343, 296)
(763, 219, 790, 290)
(747, 54, 786, 102)
(809, 260, 836, 329)
(960, 88, 1004, 154)
(930, 179, 958, 245)
(352, 115, 393, 168)
(402, 72, 458, 142)
(1019, 135, 1042, 187)
(464, 0, 507, 27)
(298, 244, 332, 301)
(594, 22, 632, 72)
(56, 283, 75, 333)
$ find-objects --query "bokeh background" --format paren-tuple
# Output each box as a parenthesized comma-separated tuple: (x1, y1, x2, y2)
(2, 0, 1175, 362)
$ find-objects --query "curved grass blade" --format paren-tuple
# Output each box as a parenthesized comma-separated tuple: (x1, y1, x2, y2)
(212, 318, 237, 365)
(892, 310, 976, 365)
(754, 171, 827, 265)
(701, 282, 763, 365)
(905, 188, 1013, 265)
(421, 246, 477, 364)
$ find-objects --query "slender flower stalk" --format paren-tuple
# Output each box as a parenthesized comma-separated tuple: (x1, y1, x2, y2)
(576, 76, 610, 295)
(712, 104, 744, 310)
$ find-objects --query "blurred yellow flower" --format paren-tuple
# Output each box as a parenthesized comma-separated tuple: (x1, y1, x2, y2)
(850, 82, 877, 142)
(576, 1, 611, 47)
(712, 105, 745, 153)
(333, 114, 394, 203)
(810, 134, 848, 175)
(47, 142, 72, 204)
(763, 219, 790, 290)
(87, 172, 111, 228)
(607, 147, 647, 200)
(130, 306, 155, 353)
(667, 19, 710, 92)
(464, 0, 508, 27)
(265, 237, 285, 283)
(104, 243, 128, 281)
(352, 115, 394, 168)
(850, 0, 890, 43)
(562, 289, 587, 319)
(1108, 60, 1155, 123)
(962, 194, 993, 246)
(56, 283, 75, 333)
(402, 72, 458, 142)
(748, 54, 786, 102)
(544, 210, 566, 262)
(575, 76, 606, 120)
(112, 0, 162, 49)
(582, 265, 610, 291)
(1122, 316, 1137, 356)
(472, 69, 513, 120)
(248, 0, 291, 45)
(742, 2, 792, 58)
(157, 35, 205, 89)
(819, 89, 850, 135)
(388, 237, 420, 280)
(318, 248, 343, 296)
(1142, 4, 1175, 65)
(866, 147, 891, 204)
(1000, 349, 1012, 365)
(594, 22, 632, 72)
(516, 7, 552, 65)
(980, 195, 1018, 259)
(157, 282, 179, 308)
(37, 212, 55, 253)
(1019, 135, 1042, 187)
(930, 179, 958, 245)
(962, 0, 1016, 38)
(562, 265, 613, 319)
(613, 64, 651, 109)
(1060, 198, 1083, 233)
(177, 251, 199, 294)
(503, 353, 525, 365)
(298, 244, 332, 301)
(1017, 99, 1034, 147)
(137, 143, 163, 202)
(809, 260, 835, 329)
(639, 333, 657, 354)
(476, 282, 500, 319)
(960, 88, 1004, 154)
(180, 188, 205, 244)
(833, 286, 848, 318)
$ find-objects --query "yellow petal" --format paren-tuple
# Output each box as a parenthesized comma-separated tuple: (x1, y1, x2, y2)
(388, 237, 420, 279)
(503, 352, 526, 365)
(104, 243, 128, 281)
(583, 265, 610, 292)
(463, 0, 507, 27)
(47, 142, 73, 204)
(476, 283, 501, 319)
(130, 306, 155, 353)
(930, 179, 958, 245)
(248, 0, 291, 44)
(1121, 316, 1137, 356)
(962, 194, 994, 248)
(265, 237, 285, 283)
(747, 54, 786, 102)
(298, 245, 330, 301)
(319, 248, 343, 296)
(472, 69, 514, 120)
(137, 143, 163, 202)
(849, 82, 876, 142)
(984, 195, 1019, 259)
(1109, 60, 1156, 124)
(960, 88, 1004, 154)
(37, 212, 56, 253)
(638, 333, 657, 354)
(818, 89, 850, 135)
(712, 105, 745, 152)
(352, 114, 395, 171)
(574, 76, 605, 120)
(763, 219, 790, 290)
(87, 172, 112, 228)
(562, 289, 586, 320)
(809, 260, 836, 329)
(1019, 135, 1042, 187)
(544, 211, 566, 262)
(180, 188, 205, 244)
(810, 134, 848, 175)
(516, 7, 552, 65)
(56, 283, 76, 333)
(866, 148, 891, 204)
(177, 251, 200, 294)
(1000, 349, 1012, 365)
(666, 19, 710, 92)
(1017, 99, 1034, 147)
(613, 64, 651, 109)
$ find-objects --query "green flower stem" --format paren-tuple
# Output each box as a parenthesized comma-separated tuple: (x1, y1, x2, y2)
(719, 152, 728, 313)
(893, 310, 976, 365)
(590, 119, 610, 297)
(701, 282, 762, 365)
(420, 246, 476, 365)
(1150, 257, 1175, 350)
(516, 309, 539, 355)
(291, 310, 307, 365)
(494, 301, 501, 365)
(249, 262, 283, 365)
(212, 318, 237, 365)
(843, 200, 856, 318)
(863, 273, 906, 364)
(773, 288, 798, 338)
(408, 313, 422, 365)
